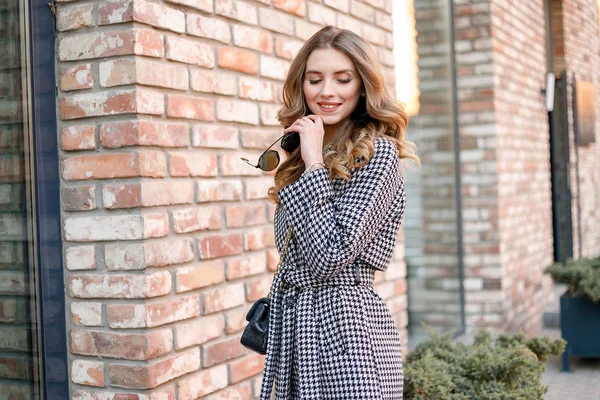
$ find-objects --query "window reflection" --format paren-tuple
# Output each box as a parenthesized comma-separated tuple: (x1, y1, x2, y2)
(0, 0, 41, 398)
(395, 0, 464, 347)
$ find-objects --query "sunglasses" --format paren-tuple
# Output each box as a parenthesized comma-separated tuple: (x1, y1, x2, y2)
(241, 131, 300, 171)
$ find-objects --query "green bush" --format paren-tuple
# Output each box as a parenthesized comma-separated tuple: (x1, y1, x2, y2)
(545, 256, 600, 303)
(403, 330, 566, 400)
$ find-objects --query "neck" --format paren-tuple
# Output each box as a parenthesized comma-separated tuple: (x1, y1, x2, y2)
(323, 123, 340, 149)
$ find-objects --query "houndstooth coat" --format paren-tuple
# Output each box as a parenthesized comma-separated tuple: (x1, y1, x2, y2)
(260, 137, 406, 400)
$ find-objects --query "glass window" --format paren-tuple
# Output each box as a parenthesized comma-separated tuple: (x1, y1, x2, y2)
(0, 0, 43, 398)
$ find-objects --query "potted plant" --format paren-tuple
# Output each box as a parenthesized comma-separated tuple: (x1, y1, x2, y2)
(403, 330, 565, 399)
(545, 256, 600, 371)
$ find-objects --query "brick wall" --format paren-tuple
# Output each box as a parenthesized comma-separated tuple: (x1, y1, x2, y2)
(552, 0, 600, 258)
(55, 0, 407, 398)
(451, 0, 506, 330)
(490, 0, 554, 334)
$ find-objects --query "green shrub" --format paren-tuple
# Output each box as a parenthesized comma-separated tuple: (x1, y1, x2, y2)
(545, 256, 600, 303)
(403, 330, 566, 400)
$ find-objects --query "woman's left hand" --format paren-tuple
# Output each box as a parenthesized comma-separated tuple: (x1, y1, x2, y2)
(283, 115, 325, 167)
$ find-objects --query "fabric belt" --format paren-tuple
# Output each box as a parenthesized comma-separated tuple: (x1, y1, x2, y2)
(259, 264, 376, 400)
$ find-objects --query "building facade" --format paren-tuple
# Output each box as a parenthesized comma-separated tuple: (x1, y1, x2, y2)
(0, 0, 598, 399)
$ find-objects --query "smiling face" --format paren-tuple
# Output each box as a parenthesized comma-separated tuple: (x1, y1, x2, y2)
(303, 48, 364, 134)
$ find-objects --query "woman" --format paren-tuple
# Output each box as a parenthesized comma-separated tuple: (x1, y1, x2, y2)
(261, 26, 418, 399)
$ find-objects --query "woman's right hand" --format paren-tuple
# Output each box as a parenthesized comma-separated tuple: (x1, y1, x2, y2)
(284, 115, 325, 167)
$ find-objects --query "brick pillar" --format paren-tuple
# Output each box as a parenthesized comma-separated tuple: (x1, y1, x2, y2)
(56, 0, 407, 398)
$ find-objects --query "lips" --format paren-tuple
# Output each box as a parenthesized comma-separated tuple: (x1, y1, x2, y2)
(317, 103, 341, 113)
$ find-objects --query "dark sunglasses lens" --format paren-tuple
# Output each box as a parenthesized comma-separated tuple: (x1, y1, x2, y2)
(281, 131, 300, 152)
(259, 150, 280, 171)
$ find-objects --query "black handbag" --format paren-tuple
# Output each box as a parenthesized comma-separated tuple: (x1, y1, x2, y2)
(241, 226, 293, 354)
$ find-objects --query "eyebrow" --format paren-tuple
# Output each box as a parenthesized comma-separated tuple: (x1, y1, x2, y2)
(305, 69, 354, 75)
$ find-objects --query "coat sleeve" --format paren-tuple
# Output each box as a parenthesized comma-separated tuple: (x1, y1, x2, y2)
(278, 138, 404, 280)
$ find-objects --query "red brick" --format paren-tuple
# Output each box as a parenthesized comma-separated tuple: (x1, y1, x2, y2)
(244, 177, 274, 200)
(192, 125, 239, 149)
(202, 335, 247, 367)
(350, 0, 375, 22)
(187, 14, 231, 43)
(216, 0, 258, 24)
(58, 28, 164, 61)
(99, 58, 188, 90)
(166, 36, 215, 67)
(166, 0, 212, 13)
(71, 359, 105, 387)
(62, 125, 96, 150)
(274, 0, 307, 16)
(100, 120, 189, 148)
(245, 275, 272, 302)
(63, 153, 137, 180)
(176, 261, 225, 293)
(244, 226, 275, 251)
(190, 69, 237, 96)
(60, 64, 93, 91)
(233, 25, 272, 53)
(259, 7, 296, 35)
(107, 295, 200, 328)
(229, 353, 265, 384)
(226, 204, 266, 228)
(68, 271, 171, 299)
(57, 3, 94, 31)
(224, 307, 247, 334)
(71, 329, 172, 360)
(102, 183, 141, 209)
(140, 180, 194, 206)
(227, 253, 267, 280)
(138, 151, 167, 178)
(65, 245, 96, 271)
(73, 387, 176, 400)
(143, 212, 170, 239)
(275, 36, 304, 60)
(197, 179, 243, 202)
(202, 283, 245, 314)
(64, 215, 143, 241)
(169, 151, 218, 177)
(172, 206, 222, 233)
(110, 348, 200, 389)
(175, 314, 225, 349)
(177, 365, 228, 399)
(260, 55, 290, 81)
(60, 88, 163, 120)
(219, 153, 263, 176)
(99, 0, 185, 33)
(218, 48, 259, 74)
(105, 243, 145, 271)
(61, 185, 96, 211)
(167, 95, 214, 121)
(217, 99, 259, 125)
(267, 248, 280, 272)
(260, 103, 281, 126)
(241, 128, 282, 149)
(239, 77, 277, 103)
(204, 382, 252, 400)
(70, 302, 102, 327)
(144, 238, 195, 267)
(198, 233, 243, 260)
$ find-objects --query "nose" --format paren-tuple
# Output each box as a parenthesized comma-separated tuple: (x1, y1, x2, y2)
(320, 80, 335, 97)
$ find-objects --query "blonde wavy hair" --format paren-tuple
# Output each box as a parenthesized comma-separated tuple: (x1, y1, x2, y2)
(268, 26, 419, 204)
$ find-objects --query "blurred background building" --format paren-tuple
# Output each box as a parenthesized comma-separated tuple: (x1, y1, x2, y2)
(0, 0, 598, 398)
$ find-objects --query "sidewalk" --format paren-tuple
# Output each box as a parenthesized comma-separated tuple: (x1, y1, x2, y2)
(541, 329, 600, 400)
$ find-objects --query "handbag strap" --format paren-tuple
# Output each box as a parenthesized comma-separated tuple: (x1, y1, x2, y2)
(267, 225, 293, 299)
